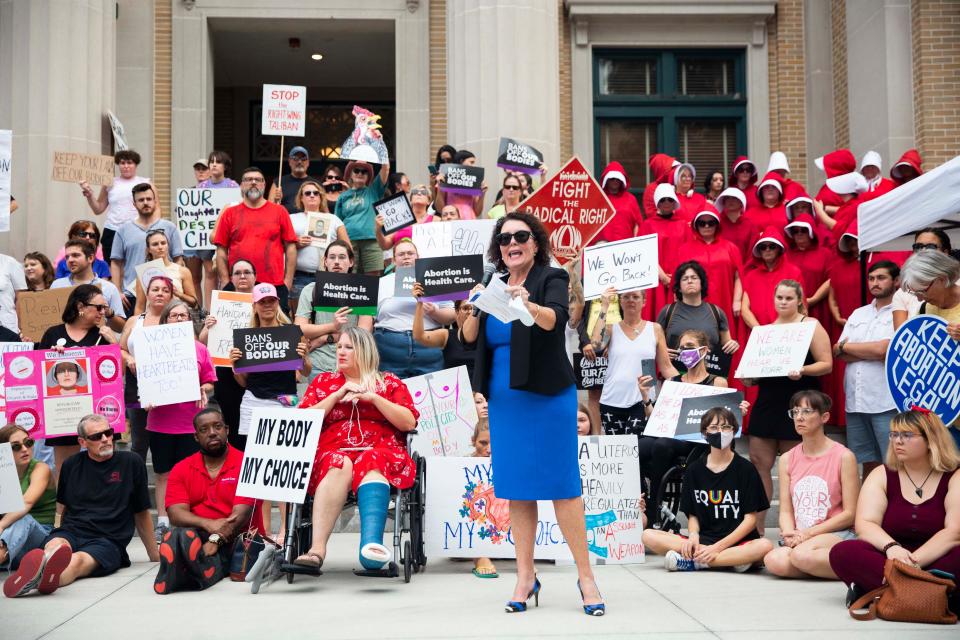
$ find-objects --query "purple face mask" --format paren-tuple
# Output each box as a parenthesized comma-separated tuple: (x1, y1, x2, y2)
(678, 347, 705, 369)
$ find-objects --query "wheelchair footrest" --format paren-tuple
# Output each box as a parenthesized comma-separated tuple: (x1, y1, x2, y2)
(280, 562, 322, 577)
(353, 562, 399, 578)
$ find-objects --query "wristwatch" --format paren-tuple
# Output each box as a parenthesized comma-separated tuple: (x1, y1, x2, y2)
(208, 533, 224, 547)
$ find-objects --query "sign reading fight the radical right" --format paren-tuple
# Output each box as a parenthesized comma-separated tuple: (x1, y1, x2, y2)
(261, 84, 306, 137)
(582, 234, 659, 300)
(886, 314, 960, 424)
(233, 325, 304, 374)
(236, 407, 323, 503)
(735, 321, 816, 379)
(51, 151, 115, 186)
(439, 163, 484, 197)
(175, 188, 241, 251)
(313, 271, 379, 316)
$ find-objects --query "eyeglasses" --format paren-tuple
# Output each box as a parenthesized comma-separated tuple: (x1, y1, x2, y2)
(496, 230, 532, 246)
(73, 231, 98, 240)
(302, 190, 321, 197)
(757, 243, 779, 252)
(83, 303, 108, 313)
(242, 177, 265, 183)
(83, 428, 115, 441)
(889, 430, 922, 442)
(905, 279, 937, 296)
(232, 270, 254, 277)
(696, 219, 718, 228)
(787, 407, 819, 419)
(912, 242, 941, 252)
(10, 438, 35, 452)
(705, 424, 736, 434)
(503, 185, 522, 191)
(411, 188, 430, 196)
(167, 312, 191, 321)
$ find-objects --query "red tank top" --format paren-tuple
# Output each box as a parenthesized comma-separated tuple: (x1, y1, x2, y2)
(880, 467, 956, 550)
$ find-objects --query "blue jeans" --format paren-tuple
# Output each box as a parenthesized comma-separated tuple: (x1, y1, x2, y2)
(846, 410, 897, 464)
(1, 515, 52, 570)
(374, 328, 444, 378)
(32, 439, 55, 469)
(291, 270, 316, 305)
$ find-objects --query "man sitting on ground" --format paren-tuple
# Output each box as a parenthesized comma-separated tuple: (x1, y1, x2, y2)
(4, 415, 157, 598)
(154, 408, 262, 594)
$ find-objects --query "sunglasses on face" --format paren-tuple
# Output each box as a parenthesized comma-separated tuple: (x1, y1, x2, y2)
(84, 303, 108, 313)
(325, 174, 339, 180)
(83, 428, 114, 441)
(496, 230, 532, 246)
(736, 166, 753, 174)
(757, 243, 779, 252)
(912, 242, 940, 252)
(73, 231, 97, 239)
(411, 188, 430, 196)
(353, 169, 370, 175)
(302, 190, 321, 197)
(10, 438, 35, 452)
(503, 185, 522, 191)
(696, 219, 718, 228)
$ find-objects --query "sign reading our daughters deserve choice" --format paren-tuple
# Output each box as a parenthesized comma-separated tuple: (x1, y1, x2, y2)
(233, 325, 304, 374)
(734, 321, 816, 379)
(175, 188, 241, 251)
(581, 234, 659, 300)
(312, 272, 379, 315)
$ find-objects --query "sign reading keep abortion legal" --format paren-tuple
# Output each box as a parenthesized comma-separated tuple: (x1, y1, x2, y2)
(886, 315, 960, 425)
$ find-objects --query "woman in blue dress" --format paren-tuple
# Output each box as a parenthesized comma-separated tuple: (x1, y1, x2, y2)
(462, 211, 605, 616)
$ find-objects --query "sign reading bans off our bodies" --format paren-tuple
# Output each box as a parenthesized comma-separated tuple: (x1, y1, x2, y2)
(175, 188, 241, 251)
(313, 272, 379, 315)
(233, 325, 303, 374)
(236, 407, 323, 503)
(51, 151, 115, 186)
(886, 315, 960, 424)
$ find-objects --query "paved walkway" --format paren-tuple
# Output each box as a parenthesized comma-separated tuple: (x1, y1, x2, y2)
(2, 533, 955, 639)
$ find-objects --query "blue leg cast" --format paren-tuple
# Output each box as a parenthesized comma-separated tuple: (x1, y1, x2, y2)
(357, 481, 391, 570)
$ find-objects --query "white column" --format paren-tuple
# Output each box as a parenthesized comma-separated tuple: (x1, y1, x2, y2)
(395, 3, 431, 186)
(171, 4, 213, 203)
(0, 0, 116, 259)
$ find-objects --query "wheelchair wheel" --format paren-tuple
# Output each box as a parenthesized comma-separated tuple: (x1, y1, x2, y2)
(412, 453, 427, 568)
(403, 540, 413, 583)
(654, 464, 684, 534)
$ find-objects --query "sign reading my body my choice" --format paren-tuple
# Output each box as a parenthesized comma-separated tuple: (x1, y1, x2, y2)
(233, 325, 304, 374)
(175, 188, 241, 251)
(236, 407, 324, 503)
(313, 271, 379, 316)
(415, 255, 484, 302)
(439, 163, 485, 197)
(496, 137, 544, 175)
(886, 315, 960, 424)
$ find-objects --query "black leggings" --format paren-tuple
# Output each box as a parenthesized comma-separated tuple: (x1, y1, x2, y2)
(101, 227, 116, 264)
(638, 436, 708, 525)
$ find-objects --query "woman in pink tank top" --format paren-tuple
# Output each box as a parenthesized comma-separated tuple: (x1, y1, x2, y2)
(764, 390, 860, 578)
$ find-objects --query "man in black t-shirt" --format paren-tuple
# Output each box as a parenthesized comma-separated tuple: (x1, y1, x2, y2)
(640, 407, 773, 572)
(269, 146, 317, 214)
(3, 415, 159, 598)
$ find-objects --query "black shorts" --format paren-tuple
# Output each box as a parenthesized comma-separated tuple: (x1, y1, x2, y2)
(148, 431, 199, 474)
(44, 528, 127, 576)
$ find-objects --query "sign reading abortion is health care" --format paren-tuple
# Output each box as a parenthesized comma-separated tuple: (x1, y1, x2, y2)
(886, 315, 960, 425)
(313, 272, 379, 316)
(236, 407, 323, 503)
(582, 234, 659, 300)
(414, 255, 483, 302)
(175, 188, 241, 251)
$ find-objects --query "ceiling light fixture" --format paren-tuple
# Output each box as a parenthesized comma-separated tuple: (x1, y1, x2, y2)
(311, 53, 323, 61)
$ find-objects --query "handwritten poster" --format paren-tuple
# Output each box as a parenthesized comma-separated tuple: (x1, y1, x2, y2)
(175, 188, 241, 251)
(3, 345, 125, 438)
(582, 234, 659, 300)
(403, 366, 478, 457)
(16, 287, 76, 343)
(236, 407, 324, 503)
(261, 84, 306, 137)
(412, 219, 496, 262)
(374, 192, 416, 235)
(50, 151, 114, 186)
(644, 380, 738, 439)
(208, 290, 253, 367)
(886, 315, 960, 423)
(0, 342, 34, 423)
(0, 444, 24, 514)
(136, 322, 200, 407)
(0, 129, 11, 233)
(424, 436, 644, 563)
(735, 322, 816, 379)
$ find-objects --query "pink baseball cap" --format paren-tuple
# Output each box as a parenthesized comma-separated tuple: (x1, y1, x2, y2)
(252, 283, 279, 303)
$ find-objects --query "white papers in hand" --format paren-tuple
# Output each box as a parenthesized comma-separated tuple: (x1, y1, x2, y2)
(470, 277, 534, 326)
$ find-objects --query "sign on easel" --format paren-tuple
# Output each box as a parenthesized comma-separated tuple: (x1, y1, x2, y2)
(261, 84, 306, 137)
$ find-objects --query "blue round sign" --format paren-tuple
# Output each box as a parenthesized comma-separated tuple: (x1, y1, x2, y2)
(885, 314, 960, 425)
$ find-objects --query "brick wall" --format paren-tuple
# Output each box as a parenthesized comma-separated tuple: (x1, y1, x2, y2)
(429, 0, 447, 160)
(831, 0, 849, 149)
(912, 0, 960, 169)
(558, 0, 572, 161)
(767, 0, 808, 185)
(153, 0, 172, 214)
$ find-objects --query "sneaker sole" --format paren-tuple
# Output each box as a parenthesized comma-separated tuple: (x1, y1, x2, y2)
(3, 548, 45, 598)
(154, 533, 178, 595)
(37, 545, 72, 595)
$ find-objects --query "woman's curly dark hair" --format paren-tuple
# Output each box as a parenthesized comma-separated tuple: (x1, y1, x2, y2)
(486, 210, 552, 272)
(672, 260, 709, 299)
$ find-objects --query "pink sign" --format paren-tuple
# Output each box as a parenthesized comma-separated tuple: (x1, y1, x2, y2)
(2, 345, 125, 438)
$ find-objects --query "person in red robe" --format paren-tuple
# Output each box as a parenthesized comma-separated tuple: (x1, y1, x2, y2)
(784, 212, 834, 342)
(825, 228, 863, 428)
(813, 148, 856, 218)
(595, 161, 644, 243)
(714, 187, 758, 263)
(745, 172, 787, 231)
(890, 148, 923, 186)
(640, 183, 690, 320)
(672, 163, 705, 222)
(810, 171, 867, 246)
(642, 153, 679, 218)
(784, 181, 832, 248)
(859, 151, 896, 200)
(678, 205, 743, 330)
(766, 151, 807, 194)
(728, 155, 760, 209)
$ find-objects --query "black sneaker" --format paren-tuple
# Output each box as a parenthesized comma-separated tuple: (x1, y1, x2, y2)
(154, 529, 193, 595)
(845, 583, 865, 608)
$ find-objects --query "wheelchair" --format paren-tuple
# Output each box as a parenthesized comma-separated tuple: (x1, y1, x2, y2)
(252, 450, 427, 592)
(652, 442, 709, 534)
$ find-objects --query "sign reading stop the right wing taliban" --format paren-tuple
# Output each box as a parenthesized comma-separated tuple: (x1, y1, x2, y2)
(261, 84, 306, 137)
(518, 157, 616, 265)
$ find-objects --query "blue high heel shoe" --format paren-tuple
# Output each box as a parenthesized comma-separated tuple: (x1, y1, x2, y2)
(504, 576, 541, 613)
(578, 579, 606, 616)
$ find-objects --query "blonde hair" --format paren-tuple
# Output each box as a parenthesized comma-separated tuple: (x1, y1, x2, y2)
(776, 279, 806, 315)
(295, 179, 328, 213)
(342, 327, 385, 393)
(249, 303, 291, 327)
(471, 418, 490, 456)
(886, 410, 960, 472)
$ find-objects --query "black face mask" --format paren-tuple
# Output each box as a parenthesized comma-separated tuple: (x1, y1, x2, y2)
(704, 431, 734, 450)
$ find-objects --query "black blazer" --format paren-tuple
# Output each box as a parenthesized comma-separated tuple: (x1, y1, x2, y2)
(471, 263, 576, 397)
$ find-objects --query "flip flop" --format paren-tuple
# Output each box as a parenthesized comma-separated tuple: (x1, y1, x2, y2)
(472, 567, 499, 579)
(293, 551, 324, 569)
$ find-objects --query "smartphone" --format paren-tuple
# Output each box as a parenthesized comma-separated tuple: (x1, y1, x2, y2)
(324, 183, 343, 193)
(427, 164, 438, 176)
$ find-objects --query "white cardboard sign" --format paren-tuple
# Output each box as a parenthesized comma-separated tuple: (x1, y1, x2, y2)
(582, 234, 659, 300)
(0, 129, 11, 233)
(735, 321, 816, 379)
(136, 322, 200, 407)
(175, 188, 241, 251)
(402, 366, 478, 457)
(644, 380, 738, 439)
(261, 84, 306, 137)
(0, 443, 24, 514)
(413, 220, 496, 262)
(207, 290, 253, 367)
(236, 407, 324, 503)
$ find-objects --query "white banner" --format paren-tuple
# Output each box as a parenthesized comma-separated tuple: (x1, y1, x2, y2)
(582, 234, 658, 300)
(735, 321, 816, 379)
(136, 322, 200, 407)
(0, 443, 24, 514)
(424, 436, 644, 564)
(644, 380, 739, 439)
(175, 188, 241, 251)
(236, 407, 324, 503)
(0, 129, 11, 233)
(413, 220, 496, 262)
(207, 290, 253, 367)
(402, 366, 478, 457)
(261, 84, 306, 137)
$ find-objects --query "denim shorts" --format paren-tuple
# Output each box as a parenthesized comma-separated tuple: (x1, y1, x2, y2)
(373, 328, 444, 378)
(182, 249, 215, 260)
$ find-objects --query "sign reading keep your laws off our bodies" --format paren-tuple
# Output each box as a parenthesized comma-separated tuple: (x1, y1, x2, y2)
(886, 315, 960, 425)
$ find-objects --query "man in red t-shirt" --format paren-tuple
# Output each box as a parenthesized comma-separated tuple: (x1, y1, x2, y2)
(214, 167, 298, 312)
(153, 409, 261, 595)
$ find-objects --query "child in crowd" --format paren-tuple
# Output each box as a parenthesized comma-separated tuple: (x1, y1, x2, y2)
(642, 407, 773, 571)
(470, 413, 497, 579)
(577, 403, 595, 435)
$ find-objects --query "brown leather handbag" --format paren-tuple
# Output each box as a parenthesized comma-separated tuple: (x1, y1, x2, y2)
(849, 559, 957, 624)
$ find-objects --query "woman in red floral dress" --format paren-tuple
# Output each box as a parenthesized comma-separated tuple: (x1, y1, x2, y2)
(294, 327, 419, 571)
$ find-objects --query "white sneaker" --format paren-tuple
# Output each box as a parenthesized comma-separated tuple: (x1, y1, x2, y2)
(664, 550, 705, 572)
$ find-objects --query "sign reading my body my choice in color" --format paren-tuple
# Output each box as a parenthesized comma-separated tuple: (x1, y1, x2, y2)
(519, 157, 616, 265)
(233, 325, 304, 374)
(403, 366, 478, 457)
(414, 255, 484, 302)
(886, 315, 960, 424)
(51, 151, 115, 186)
(261, 84, 306, 137)
(236, 407, 324, 503)
(0, 129, 11, 233)
(439, 163, 484, 197)
(374, 192, 416, 235)
(3, 345, 125, 438)
(496, 137, 544, 175)
(582, 234, 659, 300)
(735, 321, 816, 379)
(175, 188, 241, 251)
(313, 271, 379, 316)
(16, 287, 77, 343)
(136, 322, 200, 408)
(425, 435, 644, 563)
(208, 290, 253, 367)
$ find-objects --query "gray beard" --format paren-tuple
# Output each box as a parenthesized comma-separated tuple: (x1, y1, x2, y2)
(245, 187, 262, 200)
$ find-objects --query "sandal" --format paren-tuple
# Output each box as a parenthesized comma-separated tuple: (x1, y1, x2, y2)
(293, 551, 324, 569)
(472, 560, 499, 579)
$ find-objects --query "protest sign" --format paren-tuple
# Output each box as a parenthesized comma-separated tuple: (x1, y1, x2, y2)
(0, 343, 34, 423)
(51, 151, 114, 186)
(644, 380, 738, 439)
(413, 219, 496, 262)
(261, 84, 306, 137)
(175, 188, 241, 251)
(414, 255, 483, 302)
(3, 345, 125, 438)
(236, 407, 323, 503)
(106, 110, 128, 151)
(735, 322, 816, 379)
(886, 315, 960, 424)
(403, 366, 478, 457)
(424, 435, 644, 563)
(233, 325, 304, 374)
(374, 192, 416, 235)
(0, 443, 24, 513)
(439, 163, 484, 197)
(306, 212, 337, 251)
(496, 137, 544, 175)
(136, 322, 200, 407)
(675, 392, 744, 442)
(393, 266, 416, 298)
(582, 234, 658, 300)
(519, 157, 616, 265)
(208, 290, 253, 366)
(313, 272, 379, 315)
(574, 355, 654, 391)
(16, 287, 76, 343)
(339, 105, 389, 163)
(0, 129, 11, 233)
(704, 349, 733, 378)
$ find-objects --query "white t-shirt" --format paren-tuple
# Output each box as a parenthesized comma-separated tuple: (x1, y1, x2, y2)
(104, 175, 150, 230)
(375, 272, 453, 332)
(289, 212, 345, 274)
(0, 254, 26, 333)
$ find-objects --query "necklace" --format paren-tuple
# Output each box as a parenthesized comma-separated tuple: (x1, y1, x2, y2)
(903, 467, 935, 498)
(621, 320, 643, 338)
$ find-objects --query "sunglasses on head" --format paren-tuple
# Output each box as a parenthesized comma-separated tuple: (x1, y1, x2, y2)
(83, 427, 114, 441)
(496, 230, 532, 246)
(757, 243, 779, 252)
(696, 218, 718, 228)
(912, 242, 940, 252)
(10, 438, 35, 452)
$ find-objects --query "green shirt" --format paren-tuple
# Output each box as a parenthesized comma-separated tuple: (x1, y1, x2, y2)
(334, 175, 385, 241)
(20, 459, 56, 525)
